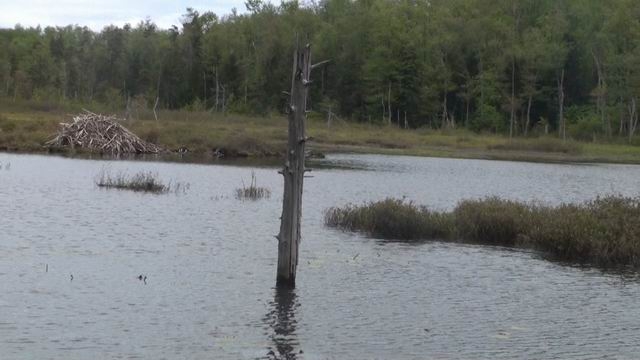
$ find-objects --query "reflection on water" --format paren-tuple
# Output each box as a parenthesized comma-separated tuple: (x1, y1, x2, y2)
(263, 286, 300, 360)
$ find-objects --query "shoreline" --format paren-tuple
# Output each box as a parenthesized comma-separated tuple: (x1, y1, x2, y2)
(4, 137, 640, 167)
(2, 105, 640, 166)
(4, 143, 640, 167)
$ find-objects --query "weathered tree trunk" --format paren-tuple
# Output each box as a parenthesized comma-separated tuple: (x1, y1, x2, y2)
(221, 84, 226, 114)
(153, 96, 159, 122)
(631, 99, 637, 135)
(479, 56, 484, 119)
(244, 79, 248, 105)
(524, 95, 532, 136)
(509, 1, 519, 140)
(125, 95, 132, 121)
(592, 51, 610, 137)
(277, 44, 312, 287)
(203, 71, 207, 106)
(619, 101, 625, 136)
(61, 61, 67, 100)
(465, 97, 470, 128)
(388, 83, 392, 125)
(509, 55, 516, 139)
(442, 89, 448, 128)
(440, 51, 450, 129)
(215, 66, 219, 112)
(557, 68, 565, 141)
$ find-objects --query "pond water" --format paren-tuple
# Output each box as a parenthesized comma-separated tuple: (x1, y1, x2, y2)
(1, 152, 640, 359)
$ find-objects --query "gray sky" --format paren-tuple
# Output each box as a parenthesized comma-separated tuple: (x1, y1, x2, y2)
(0, 0, 251, 30)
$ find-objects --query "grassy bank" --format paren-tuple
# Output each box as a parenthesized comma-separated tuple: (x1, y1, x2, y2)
(3, 99, 640, 164)
(324, 197, 640, 269)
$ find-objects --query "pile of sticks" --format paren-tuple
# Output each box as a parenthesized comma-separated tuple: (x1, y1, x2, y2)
(46, 111, 164, 155)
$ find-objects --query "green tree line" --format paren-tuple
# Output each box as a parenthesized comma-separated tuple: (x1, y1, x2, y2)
(1, 0, 639, 140)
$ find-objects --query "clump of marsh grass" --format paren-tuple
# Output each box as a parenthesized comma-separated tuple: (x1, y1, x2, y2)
(527, 196, 640, 266)
(324, 196, 640, 269)
(96, 169, 187, 194)
(235, 171, 271, 200)
(453, 197, 534, 246)
(324, 198, 454, 241)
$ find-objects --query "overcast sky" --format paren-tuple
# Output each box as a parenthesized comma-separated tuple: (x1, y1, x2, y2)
(0, 0, 251, 30)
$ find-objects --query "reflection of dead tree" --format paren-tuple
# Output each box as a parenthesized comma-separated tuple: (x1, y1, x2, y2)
(263, 286, 299, 360)
(46, 110, 164, 155)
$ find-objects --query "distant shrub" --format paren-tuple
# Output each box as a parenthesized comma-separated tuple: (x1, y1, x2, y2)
(569, 115, 602, 142)
(0, 115, 17, 132)
(470, 104, 504, 133)
(487, 138, 582, 154)
(140, 128, 160, 143)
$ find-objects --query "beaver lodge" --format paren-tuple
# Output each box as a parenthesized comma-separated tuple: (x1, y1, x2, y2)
(46, 111, 164, 155)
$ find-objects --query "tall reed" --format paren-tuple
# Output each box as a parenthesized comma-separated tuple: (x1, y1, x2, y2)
(235, 171, 271, 200)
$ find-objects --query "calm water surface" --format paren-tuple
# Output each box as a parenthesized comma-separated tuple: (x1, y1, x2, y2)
(1, 152, 640, 359)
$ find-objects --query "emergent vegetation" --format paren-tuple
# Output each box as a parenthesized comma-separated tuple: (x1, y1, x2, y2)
(1, 0, 640, 143)
(96, 170, 171, 193)
(325, 196, 640, 268)
(235, 171, 271, 200)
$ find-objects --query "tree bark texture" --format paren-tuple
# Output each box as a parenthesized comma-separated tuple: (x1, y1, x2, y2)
(277, 44, 311, 287)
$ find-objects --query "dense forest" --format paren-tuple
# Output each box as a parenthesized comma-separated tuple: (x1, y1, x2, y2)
(1, 0, 639, 140)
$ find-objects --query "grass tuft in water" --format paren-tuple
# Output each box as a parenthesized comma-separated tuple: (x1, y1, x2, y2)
(453, 197, 534, 246)
(325, 196, 640, 268)
(235, 171, 271, 200)
(96, 170, 171, 194)
(324, 198, 454, 241)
